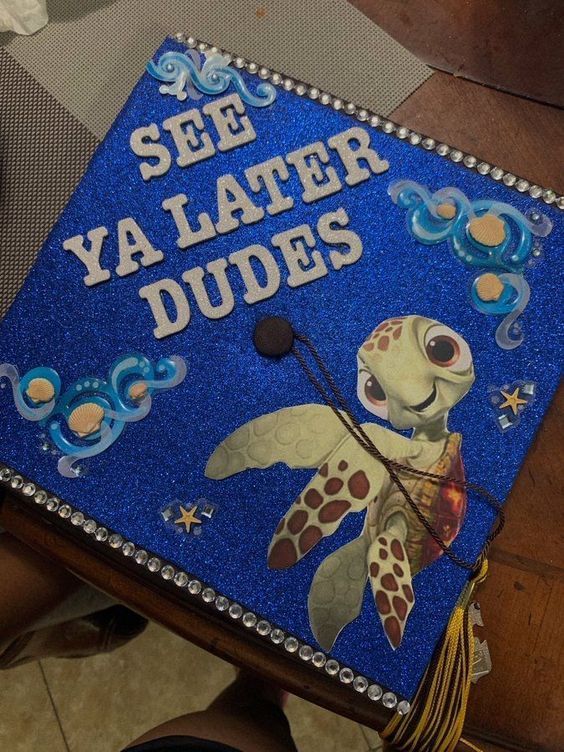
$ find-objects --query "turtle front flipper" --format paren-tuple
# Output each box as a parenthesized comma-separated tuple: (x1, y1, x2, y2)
(368, 532, 415, 650)
(205, 404, 348, 480)
(308, 535, 369, 651)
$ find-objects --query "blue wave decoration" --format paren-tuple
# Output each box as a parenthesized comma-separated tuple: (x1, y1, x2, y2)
(389, 180, 553, 349)
(0, 354, 186, 478)
(146, 51, 276, 108)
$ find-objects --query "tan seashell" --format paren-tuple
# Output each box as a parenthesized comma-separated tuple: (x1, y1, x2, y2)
(129, 382, 148, 400)
(436, 202, 456, 220)
(475, 273, 504, 302)
(68, 402, 105, 437)
(468, 214, 506, 247)
(26, 378, 55, 404)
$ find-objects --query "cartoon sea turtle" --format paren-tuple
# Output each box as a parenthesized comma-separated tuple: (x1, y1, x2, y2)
(205, 315, 474, 650)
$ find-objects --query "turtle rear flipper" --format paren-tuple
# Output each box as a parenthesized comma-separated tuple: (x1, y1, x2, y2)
(308, 536, 369, 652)
(368, 533, 414, 650)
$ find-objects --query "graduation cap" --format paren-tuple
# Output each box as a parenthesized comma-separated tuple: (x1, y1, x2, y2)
(0, 34, 562, 750)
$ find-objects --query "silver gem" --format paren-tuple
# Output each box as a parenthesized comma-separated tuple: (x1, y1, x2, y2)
(556, 196, 564, 209)
(242, 612, 257, 628)
(122, 541, 136, 557)
(0, 467, 11, 481)
(58, 504, 71, 519)
(422, 138, 436, 150)
(246, 62, 258, 74)
(532, 248, 541, 258)
(312, 652, 326, 668)
(369, 115, 381, 127)
(325, 659, 339, 676)
(397, 700, 411, 715)
(409, 133, 422, 145)
(529, 185, 542, 198)
(299, 644, 313, 661)
(283, 78, 294, 91)
(109, 533, 123, 548)
(174, 32, 186, 42)
(339, 667, 354, 684)
(344, 102, 356, 114)
(367, 684, 383, 701)
(397, 126, 409, 139)
(10, 475, 23, 489)
(308, 87, 320, 100)
(353, 676, 368, 693)
(34, 490, 47, 505)
(463, 155, 477, 168)
(516, 179, 530, 192)
(436, 143, 450, 156)
(450, 149, 463, 162)
(197, 43, 207, 52)
(382, 692, 397, 709)
(46, 498, 60, 512)
(295, 83, 307, 96)
(332, 98, 343, 110)
(270, 628, 284, 644)
(542, 189, 556, 204)
(490, 167, 504, 180)
(503, 173, 517, 186)
(209, 46, 219, 55)
(95, 527, 108, 542)
(188, 579, 202, 595)
(383, 121, 396, 133)
(256, 620, 271, 636)
(234, 57, 245, 69)
(215, 595, 229, 611)
(284, 636, 298, 653)
(174, 571, 189, 587)
(356, 108, 368, 121)
(147, 557, 161, 572)
(70, 511, 84, 526)
(22, 482, 35, 496)
(270, 73, 282, 85)
(319, 93, 331, 105)
(134, 549, 148, 565)
(161, 565, 175, 580)
(83, 518, 97, 533)
(229, 603, 243, 619)
(258, 67, 270, 79)
(477, 162, 491, 175)
(202, 587, 215, 602)
(186, 36, 197, 49)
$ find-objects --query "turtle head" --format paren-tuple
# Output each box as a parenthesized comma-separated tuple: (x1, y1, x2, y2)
(356, 315, 474, 431)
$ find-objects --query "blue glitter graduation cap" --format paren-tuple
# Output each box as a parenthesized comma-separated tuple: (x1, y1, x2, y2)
(0, 36, 562, 708)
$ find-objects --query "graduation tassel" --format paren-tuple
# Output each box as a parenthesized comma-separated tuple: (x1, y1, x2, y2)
(380, 560, 489, 752)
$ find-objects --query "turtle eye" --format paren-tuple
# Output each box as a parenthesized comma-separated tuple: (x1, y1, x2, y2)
(364, 375, 386, 405)
(357, 367, 388, 419)
(424, 325, 472, 372)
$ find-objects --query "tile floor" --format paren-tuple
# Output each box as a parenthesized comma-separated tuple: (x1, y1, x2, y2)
(0, 622, 383, 751)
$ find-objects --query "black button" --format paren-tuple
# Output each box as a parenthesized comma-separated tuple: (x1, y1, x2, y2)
(253, 317, 294, 357)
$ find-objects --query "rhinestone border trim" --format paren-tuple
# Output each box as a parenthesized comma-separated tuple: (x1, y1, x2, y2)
(170, 32, 563, 210)
(0, 463, 408, 714)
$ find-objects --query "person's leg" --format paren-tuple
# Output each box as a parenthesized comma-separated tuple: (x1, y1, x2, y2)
(125, 672, 298, 752)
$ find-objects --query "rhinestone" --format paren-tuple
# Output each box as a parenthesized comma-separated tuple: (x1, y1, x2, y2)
(409, 133, 422, 145)
(83, 518, 97, 533)
(463, 155, 477, 167)
(234, 57, 245, 69)
(503, 173, 517, 186)
(229, 603, 243, 618)
(356, 109, 368, 121)
(369, 115, 381, 127)
(490, 167, 504, 180)
(215, 595, 229, 611)
(256, 620, 271, 636)
(197, 43, 207, 52)
(543, 189, 556, 204)
(308, 87, 320, 100)
(332, 98, 343, 110)
(134, 549, 148, 565)
(397, 126, 409, 139)
(70, 511, 84, 525)
(339, 667, 354, 684)
(271, 72, 282, 85)
(186, 36, 197, 48)
(367, 684, 383, 701)
(258, 67, 269, 79)
(34, 490, 47, 505)
(283, 78, 293, 91)
(10, 475, 23, 489)
(284, 636, 298, 653)
(477, 162, 491, 174)
(209, 46, 219, 55)
(174, 32, 186, 42)
(202, 587, 216, 602)
(382, 692, 397, 708)
(147, 557, 161, 572)
(397, 700, 411, 715)
(436, 143, 450, 156)
(95, 527, 108, 542)
(246, 62, 258, 74)
(174, 571, 188, 587)
(22, 482, 35, 496)
(353, 676, 368, 693)
(242, 612, 257, 627)
(382, 121, 395, 133)
(58, 505, 71, 519)
(299, 644, 313, 661)
(557, 196, 564, 210)
(422, 137, 435, 150)
(319, 93, 331, 105)
(295, 83, 307, 96)
(450, 149, 463, 162)
(270, 628, 285, 644)
(344, 102, 356, 115)
(188, 580, 202, 595)
(46, 498, 60, 512)
(108, 533, 123, 548)
(529, 185, 542, 198)
(516, 179, 530, 192)
(325, 659, 339, 676)
(312, 652, 326, 668)
(161, 565, 175, 580)
(122, 542, 136, 557)
(0, 467, 11, 481)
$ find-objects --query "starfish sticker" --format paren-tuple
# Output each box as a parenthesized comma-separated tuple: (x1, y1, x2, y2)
(174, 504, 202, 533)
(499, 387, 527, 416)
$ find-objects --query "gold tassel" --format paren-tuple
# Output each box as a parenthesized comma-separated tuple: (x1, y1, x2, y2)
(381, 560, 489, 752)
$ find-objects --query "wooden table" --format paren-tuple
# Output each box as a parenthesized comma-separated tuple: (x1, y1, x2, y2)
(1, 12, 563, 752)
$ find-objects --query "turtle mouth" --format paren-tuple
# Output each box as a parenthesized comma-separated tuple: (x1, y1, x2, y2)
(410, 383, 437, 412)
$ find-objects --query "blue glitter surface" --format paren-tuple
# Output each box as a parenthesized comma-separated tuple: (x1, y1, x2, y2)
(0, 39, 562, 701)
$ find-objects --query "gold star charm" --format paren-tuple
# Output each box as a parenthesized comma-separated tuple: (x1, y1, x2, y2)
(499, 387, 527, 416)
(174, 504, 202, 533)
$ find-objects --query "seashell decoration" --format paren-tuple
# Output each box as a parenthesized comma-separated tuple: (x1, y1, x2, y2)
(468, 214, 506, 247)
(475, 273, 504, 302)
(129, 382, 148, 401)
(68, 402, 105, 437)
(436, 202, 456, 220)
(26, 377, 55, 404)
